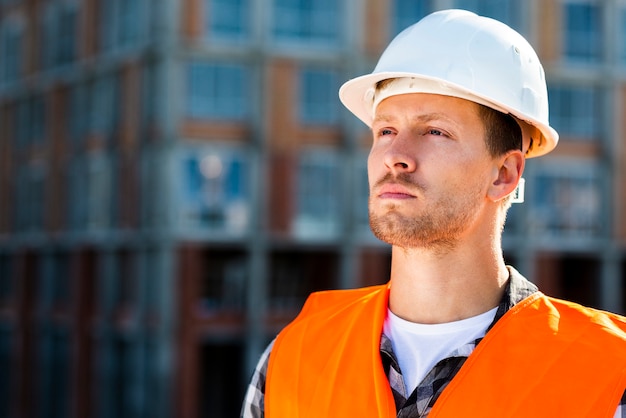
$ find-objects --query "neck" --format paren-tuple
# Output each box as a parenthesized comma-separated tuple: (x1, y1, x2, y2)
(388, 236, 509, 324)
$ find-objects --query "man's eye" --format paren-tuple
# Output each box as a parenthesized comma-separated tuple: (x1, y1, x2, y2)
(380, 129, 394, 136)
(428, 129, 444, 136)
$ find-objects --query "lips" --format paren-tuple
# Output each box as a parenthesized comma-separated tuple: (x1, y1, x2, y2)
(377, 183, 417, 199)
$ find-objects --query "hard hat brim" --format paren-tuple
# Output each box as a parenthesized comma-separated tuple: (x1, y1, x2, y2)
(339, 71, 559, 159)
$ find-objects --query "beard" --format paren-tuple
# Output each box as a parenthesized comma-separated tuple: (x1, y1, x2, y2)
(368, 173, 483, 252)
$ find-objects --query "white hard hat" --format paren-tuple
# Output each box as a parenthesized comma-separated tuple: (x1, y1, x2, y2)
(339, 9, 559, 158)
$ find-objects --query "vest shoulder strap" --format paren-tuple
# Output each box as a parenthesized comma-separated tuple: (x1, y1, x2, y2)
(266, 284, 395, 418)
(431, 293, 626, 417)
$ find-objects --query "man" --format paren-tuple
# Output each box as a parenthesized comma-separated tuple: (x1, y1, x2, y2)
(242, 9, 626, 417)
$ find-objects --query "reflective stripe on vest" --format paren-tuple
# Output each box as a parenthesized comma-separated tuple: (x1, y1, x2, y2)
(266, 285, 626, 417)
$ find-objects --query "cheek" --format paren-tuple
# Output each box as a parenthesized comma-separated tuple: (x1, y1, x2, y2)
(366, 149, 377, 177)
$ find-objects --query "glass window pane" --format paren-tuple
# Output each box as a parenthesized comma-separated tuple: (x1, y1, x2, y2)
(548, 85, 600, 139)
(272, 0, 340, 45)
(86, 154, 113, 231)
(178, 147, 251, 233)
(199, 342, 245, 417)
(119, 0, 142, 45)
(67, 159, 87, 230)
(200, 250, 247, 311)
(186, 61, 250, 120)
(563, 2, 601, 62)
(294, 150, 340, 238)
(141, 151, 167, 227)
(619, 6, 626, 63)
(529, 164, 602, 238)
(0, 328, 12, 417)
(207, 0, 250, 41)
(90, 74, 119, 138)
(51, 252, 71, 306)
(393, 0, 431, 36)
(0, 254, 13, 302)
(15, 164, 45, 232)
(298, 68, 340, 124)
(68, 83, 88, 142)
(100, 0, 116, 51)
(0, 19, 22, 83)
(452, 0, 522, 31)
(58, 4, 77, 64)
(113, 249, 138, 306)
(269, 250, 337, 310)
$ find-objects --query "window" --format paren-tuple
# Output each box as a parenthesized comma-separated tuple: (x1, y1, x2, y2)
(177, 147, 251, 234)
(100, 0, 150, 52)
(110, 336, 135, 418)
(199, 342, 245, 418)
(15, 163, 45, 233)
(85, 154, 113, 231)
(0, 328, 12, 418)
(89, 73, 120, 139)
(294, 150, 340, 238)
(67, 155, 113, 232)
(137, 246, 165, 317)
(140, 151, 168, 228)
(68, 82, 89, 143)
(298, 68, 340, 125)
(392, 0, 431, 36)
(529, 163, 603, 238)
(140, 336, 160, 417)
(140, 248, 162, 311)
(0, 253, 13, 303)
(618, 4, 626, 64)
(272, 0, 340, 46)
(15, 98, 29, 147)
(67, 159, 87, 230)
(50, 252, 71, 307)
(0, 18, 22, 84)
(112, 249, 138, 307)
(57, 3, 77, 65)
(39, 328, 70, 418)
(16, 96, 46, 148)
(452, 0, 522, 31)
(140, 61, 159, 135)
(269, 250, 337, 311)
(206, 0, 250, 42)
(200, 250, 247, 311)
(118, 0, 146, 46)
(563, 1, 602, 62)
(548, 85, 601, 139)
(186, 61, 250, 120)
(40, 1, 78, 70)
(31, 96, 46, 144)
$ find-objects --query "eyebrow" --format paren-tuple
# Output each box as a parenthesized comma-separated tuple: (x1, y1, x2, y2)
(372, 112, 459, 126)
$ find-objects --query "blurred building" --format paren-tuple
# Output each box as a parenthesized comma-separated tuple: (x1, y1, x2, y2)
(1, 0, 625, 417)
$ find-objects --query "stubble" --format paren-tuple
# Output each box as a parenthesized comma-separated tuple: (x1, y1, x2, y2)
(368, 173, 483, 253)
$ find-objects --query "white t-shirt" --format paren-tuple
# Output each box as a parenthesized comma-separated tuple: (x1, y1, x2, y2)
(383, 307, 498, 395)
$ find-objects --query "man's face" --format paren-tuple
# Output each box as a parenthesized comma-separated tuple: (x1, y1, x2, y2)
(368, 93, 497, 251)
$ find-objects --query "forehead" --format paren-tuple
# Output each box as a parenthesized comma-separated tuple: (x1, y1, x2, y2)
(373, 92, 483, 123)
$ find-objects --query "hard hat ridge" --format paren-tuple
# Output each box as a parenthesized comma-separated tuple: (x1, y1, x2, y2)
(339, 9, 559, 158)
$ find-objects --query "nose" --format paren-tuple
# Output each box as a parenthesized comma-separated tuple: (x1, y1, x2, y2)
(383, 134, 417, 174)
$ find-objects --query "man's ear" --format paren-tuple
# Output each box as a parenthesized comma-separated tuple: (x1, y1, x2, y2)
(488, 150, 525, 202)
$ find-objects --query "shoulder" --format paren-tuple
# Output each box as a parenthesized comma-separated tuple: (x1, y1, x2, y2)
(525, 294, 626, 360)
(542, 295, 626, 336)
(297, 284, 389, 316)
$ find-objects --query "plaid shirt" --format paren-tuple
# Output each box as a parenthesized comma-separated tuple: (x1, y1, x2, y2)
(241, 270, 626, 417)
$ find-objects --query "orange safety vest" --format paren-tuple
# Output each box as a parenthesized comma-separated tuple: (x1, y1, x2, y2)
(266, 284, 626, 417)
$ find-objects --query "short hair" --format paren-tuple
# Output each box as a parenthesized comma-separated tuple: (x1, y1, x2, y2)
(478, 104, 522, 157)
